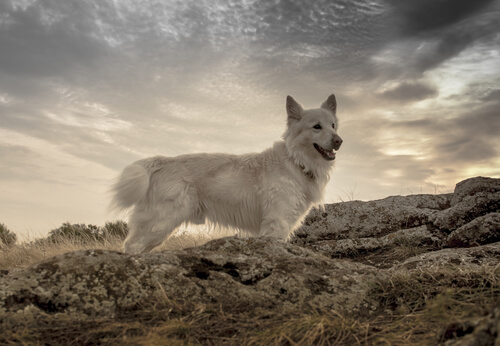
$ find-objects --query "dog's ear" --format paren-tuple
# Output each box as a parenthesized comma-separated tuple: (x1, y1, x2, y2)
(286, 95, 303, 122)
(321, 94, 337, 114)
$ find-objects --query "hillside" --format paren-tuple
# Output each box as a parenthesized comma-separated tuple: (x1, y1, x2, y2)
(1, 176, 499, 345)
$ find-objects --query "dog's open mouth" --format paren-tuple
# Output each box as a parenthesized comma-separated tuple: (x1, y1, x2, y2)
(314, 144, 336, 161)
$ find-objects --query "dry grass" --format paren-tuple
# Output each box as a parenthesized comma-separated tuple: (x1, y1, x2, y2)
(390, 235, 433, 259)
(0, 235, 121, 270)
(1, 261, 498, 345)
(368, 264, 500, 344)
(155, 226, 235, 252)
(1, 226, 498, 345)
(0, 226, 232, 271)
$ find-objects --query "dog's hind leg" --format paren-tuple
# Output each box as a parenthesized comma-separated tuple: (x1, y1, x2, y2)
(123, 173, 202, 254)
(124, 198, 196, 254)
(123, 209, 181, 254)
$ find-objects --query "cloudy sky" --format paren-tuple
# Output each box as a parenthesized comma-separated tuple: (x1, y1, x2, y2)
(1, 0, 499, 238)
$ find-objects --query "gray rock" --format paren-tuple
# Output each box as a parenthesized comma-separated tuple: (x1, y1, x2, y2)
(430, 192, 500, 233)
(392, 242, 500, 271)
(441, 304, 500, 346)
(446, 213, 500, 248)
(0, 237, 384, 318)
(451, 176, 500, 206)
(293, 177, 499, 260)
(293, 194, 451, 245)
(303, 225, 440, 258)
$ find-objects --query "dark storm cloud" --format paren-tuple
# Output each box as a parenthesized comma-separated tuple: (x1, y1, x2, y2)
(0, 0, 496, 88)
(380, 0, 500, 76)
(0, 0, 225, 106)
(415, 13, 500, 73)
(387, 101, 500, 165)
(481, 89, 500, 102)
(0, 0, 498, 169)
(249, 0, 385, 46)
(0, 1, 109, 78)
(388, 0, 496, 36)
(241, 0, 388, 88)
(455, 102, 500, 139)
(437, 138, 497, 163)
(377, 81, 438, 102)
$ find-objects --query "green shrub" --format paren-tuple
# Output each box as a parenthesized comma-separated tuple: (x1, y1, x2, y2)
(47, 223, 99, 244)
(47, 221, 128, 244)
(0, 223, 17, 248)
(103, 220, 129, 240)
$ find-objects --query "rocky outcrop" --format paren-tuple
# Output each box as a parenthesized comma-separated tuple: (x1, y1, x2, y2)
(294, 193, 452, 242)
(393, 242, 500, 271)
(441, 304, 500, 346)
(293, 176, 500, 261)
(445, 212, 500, 248)
(0, 176, 499, 344)
(0, 238, 384, 317)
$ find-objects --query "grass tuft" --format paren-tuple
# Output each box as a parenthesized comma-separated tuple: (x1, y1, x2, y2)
(0, 226, 232, 270)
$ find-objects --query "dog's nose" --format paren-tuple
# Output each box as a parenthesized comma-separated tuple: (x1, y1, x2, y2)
(333, 135, 343, 150)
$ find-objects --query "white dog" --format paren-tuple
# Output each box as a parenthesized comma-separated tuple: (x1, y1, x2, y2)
(111, 94, 343, 254)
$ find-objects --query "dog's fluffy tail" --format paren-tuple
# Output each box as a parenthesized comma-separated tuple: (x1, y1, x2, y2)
(109, 163, 149, 212)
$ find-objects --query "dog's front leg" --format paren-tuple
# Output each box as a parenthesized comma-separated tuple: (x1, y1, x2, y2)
(259, 203, 305, 240)
(259, 217, 291, 240)
(259, 181, 308, 240)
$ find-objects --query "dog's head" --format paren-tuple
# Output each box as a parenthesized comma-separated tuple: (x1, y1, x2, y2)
(284, 94, 343, 167)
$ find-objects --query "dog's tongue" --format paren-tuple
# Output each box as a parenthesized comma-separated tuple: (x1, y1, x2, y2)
(326, 149, 336, 158)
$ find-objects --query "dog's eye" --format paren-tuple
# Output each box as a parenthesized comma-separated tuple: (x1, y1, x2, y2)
(332, 124, 335, 129)
(313, 124, 322, 130)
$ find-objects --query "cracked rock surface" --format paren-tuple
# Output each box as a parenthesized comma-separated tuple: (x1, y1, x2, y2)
(293, 176, 500, 264)
(0, 238, 384, 317)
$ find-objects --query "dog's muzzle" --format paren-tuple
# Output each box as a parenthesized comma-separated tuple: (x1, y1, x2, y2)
(332, 134, 343, 151)
(314, 135, 343, 161)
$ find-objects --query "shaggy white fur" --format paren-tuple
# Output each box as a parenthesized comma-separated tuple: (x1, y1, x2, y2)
(111, 94, 342, 254)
